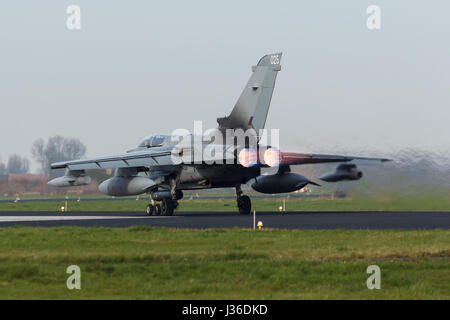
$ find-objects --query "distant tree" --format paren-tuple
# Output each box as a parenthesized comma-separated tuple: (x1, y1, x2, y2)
(31, 136, 87, 175)
(0, 157, 5, 175)
(6, 154, 29, 174)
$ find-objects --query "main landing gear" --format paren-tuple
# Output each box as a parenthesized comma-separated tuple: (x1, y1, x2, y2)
(236, 185, 251, 215)
(146, 177, 180, 216)
(146, 198, 178, 216)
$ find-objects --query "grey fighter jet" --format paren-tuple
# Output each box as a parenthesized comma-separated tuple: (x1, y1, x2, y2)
(49, 53, 389, 216)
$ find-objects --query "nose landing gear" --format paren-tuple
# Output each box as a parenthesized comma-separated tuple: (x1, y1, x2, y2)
(146, 198, 176, 216)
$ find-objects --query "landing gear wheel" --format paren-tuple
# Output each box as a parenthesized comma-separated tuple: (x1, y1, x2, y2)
(161, 199, 174, 216)
(146, 204, 154, 216)
(154, 204, 161, 216)
(238, 195, 251, 215)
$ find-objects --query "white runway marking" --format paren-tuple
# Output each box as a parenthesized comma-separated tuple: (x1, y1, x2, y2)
(0, 216, 177, 222)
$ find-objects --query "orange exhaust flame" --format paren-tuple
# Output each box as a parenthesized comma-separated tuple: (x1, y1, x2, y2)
(238, 148, 258, 167)
(263, 148, 280, 167)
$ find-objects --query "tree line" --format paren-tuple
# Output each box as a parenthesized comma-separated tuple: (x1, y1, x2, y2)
(0, 155, 29, 175)
(0, 136, 86, 176)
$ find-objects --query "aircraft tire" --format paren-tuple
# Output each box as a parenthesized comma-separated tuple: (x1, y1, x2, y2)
(238, 195, 251, 215)
(161, 199, 174, 216)
(154, 204, 161, 216)
(146, 204, 154, 216)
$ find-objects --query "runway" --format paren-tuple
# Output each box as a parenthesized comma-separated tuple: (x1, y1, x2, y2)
(0, 211, 449, 229)
(0, 193, 330, 203)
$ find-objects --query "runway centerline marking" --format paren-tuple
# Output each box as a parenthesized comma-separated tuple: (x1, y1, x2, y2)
(0, 216, 178, 223)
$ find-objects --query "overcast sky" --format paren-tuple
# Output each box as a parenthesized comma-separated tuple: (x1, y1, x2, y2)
(1, 1, 449, 172)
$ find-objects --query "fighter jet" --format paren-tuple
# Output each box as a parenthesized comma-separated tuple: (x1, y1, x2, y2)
(48, 53, 389, 216)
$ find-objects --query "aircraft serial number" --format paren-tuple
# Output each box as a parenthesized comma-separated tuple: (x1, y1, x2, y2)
(270, 55, 280, 65)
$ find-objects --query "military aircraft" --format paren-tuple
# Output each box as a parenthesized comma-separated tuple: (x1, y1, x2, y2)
(48, 53, 389, 216)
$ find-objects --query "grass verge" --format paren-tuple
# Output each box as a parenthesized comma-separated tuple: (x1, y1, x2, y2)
(0, 227, 448, 299)
(2, 195, 450, 212)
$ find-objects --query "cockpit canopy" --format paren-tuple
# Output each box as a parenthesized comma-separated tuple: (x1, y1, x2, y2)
(138, 134, 170, 148)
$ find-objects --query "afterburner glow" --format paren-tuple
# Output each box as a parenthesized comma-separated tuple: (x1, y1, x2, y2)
(238, 148, 258, 167)
(263, 148, 280, 167)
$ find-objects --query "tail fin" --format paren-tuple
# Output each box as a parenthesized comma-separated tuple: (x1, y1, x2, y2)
(217, 52, 282, 136)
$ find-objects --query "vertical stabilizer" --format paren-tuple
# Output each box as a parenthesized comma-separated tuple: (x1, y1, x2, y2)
(217, 53, 282, 135)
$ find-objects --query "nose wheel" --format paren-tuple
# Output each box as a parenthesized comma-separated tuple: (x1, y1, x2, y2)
(236, 186, 251, 215)
(146, 203, 154, 216)
(146, 199, 175, 216)
(145, 203, 162, 216)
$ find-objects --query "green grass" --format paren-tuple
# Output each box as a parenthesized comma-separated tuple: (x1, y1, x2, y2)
(2, 194, 450, 212)
(0, 194, 112, 200)
(0, 227, 448, 299)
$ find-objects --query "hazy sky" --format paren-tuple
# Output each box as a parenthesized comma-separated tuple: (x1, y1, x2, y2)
(1, 1, 449, 172)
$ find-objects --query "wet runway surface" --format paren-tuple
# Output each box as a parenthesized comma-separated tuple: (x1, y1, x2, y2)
(0, 211, 449, 229)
